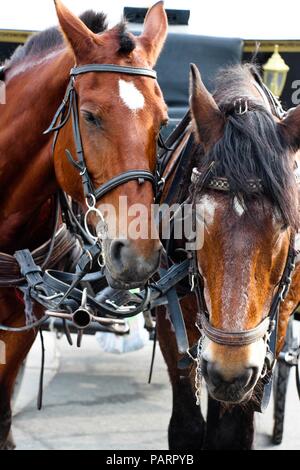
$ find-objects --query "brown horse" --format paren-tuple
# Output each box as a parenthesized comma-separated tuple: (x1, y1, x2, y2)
(0, 1, 168, 449)
(157, 63, 300, 450)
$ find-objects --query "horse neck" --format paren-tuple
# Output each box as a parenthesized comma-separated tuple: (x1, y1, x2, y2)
(0, 49, 73, 252)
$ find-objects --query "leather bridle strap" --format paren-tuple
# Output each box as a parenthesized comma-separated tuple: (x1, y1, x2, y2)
(68, 64, 158, 202)
(94, 170, 156, 200)
(45, 63, 158, 204)
(70, 64, 157, 80)
(67, 79, 156, 201)
(200, 314, 271, 347)
(195, 237, 296, 357)
(252, 71, 287, 120)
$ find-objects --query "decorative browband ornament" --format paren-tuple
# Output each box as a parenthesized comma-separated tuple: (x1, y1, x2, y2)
(191, 168, 263, 193)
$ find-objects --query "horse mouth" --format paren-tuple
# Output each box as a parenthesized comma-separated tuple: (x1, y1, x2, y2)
(209, 389, 253, 405)
(207, 383, 255, 405)
(105, 269, 148, 291)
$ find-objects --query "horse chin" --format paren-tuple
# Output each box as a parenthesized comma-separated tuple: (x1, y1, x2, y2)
(208, 387, 254, 405)
(104, 268, 146, 291)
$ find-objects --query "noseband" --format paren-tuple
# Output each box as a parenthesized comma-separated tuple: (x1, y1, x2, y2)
(45, 64, 160, 210)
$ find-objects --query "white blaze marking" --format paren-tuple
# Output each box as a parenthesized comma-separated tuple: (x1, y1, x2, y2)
(119, 79, 145, 111)
(197, 195, 217, 227)
(233, 196, 245, 216)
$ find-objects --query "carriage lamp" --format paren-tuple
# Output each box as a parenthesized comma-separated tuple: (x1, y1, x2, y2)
(263, 45, 290, 98)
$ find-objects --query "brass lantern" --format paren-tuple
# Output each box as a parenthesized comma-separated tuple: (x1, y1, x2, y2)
(263, 45, 289, 98)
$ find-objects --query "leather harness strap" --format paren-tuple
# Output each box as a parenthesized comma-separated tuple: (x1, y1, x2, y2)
(0, 225, 80, 287)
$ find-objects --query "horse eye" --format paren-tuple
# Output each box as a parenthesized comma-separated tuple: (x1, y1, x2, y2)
(160, 120, 169, 130)
(82, 111, 102, 128)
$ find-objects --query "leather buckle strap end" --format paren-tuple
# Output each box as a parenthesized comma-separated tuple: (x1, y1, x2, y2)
(14, 249, 44, 290)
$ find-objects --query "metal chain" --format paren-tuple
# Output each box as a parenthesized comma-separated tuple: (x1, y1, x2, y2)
(195, 336, 204, 406)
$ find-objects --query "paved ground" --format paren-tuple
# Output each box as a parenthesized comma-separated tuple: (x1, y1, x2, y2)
(13, 335, 300, 450)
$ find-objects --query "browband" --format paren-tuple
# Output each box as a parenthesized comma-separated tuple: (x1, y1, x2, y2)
(191, 168, 263, 193)
(70, 64, 157, 80)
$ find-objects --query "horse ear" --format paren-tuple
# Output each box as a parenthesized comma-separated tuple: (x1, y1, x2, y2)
(190, 63, 225, 148)
(279, 106, 300, 149)
(137, 1, 168, 66)
(54, 0, 99, 61)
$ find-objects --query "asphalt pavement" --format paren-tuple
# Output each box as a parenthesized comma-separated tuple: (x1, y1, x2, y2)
(13, 335, 300, 450)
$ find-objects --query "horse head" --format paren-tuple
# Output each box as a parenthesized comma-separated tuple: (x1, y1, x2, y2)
(53, 1, 169, 289)
(190, 63, 300, 404)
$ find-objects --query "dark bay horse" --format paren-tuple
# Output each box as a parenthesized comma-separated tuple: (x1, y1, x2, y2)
(157, 63, 300, 450)
(0, 0, 168, 450)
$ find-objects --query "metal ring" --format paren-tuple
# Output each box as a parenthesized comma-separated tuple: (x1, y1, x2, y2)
(85, 206, 106, 226)
(84, 206, 107, 244)
(158, 177, 166, 188)
(86, 194, 96, 210)
(84, 212, 99, 242)
(98, 253, 106, 269)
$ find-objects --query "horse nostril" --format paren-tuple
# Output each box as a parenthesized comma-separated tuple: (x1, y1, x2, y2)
(206, 362, 226, 388)
(110, 239, 128, 269)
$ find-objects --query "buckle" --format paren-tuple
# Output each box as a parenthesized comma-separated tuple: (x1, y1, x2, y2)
(234, 98, 249, 115)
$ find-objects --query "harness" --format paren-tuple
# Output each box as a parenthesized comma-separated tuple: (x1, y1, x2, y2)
(0, 62, 182, 335)
(1, 59, 298, 411)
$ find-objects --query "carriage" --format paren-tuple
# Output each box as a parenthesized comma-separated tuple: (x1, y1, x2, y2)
(0, 0, 300, 451)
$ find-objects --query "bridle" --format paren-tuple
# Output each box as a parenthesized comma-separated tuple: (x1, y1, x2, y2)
(0, 62, 167, 333)
(186, 81, 299, 409)
(189, 168, 296, 349)
(44, 63, 162, 244)
(189, 166, 297, 409)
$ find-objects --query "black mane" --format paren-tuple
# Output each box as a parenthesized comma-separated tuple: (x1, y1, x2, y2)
(197, 64, 298, 229)
(7, 10, 108, 68)
(117, 22, 136, 55)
